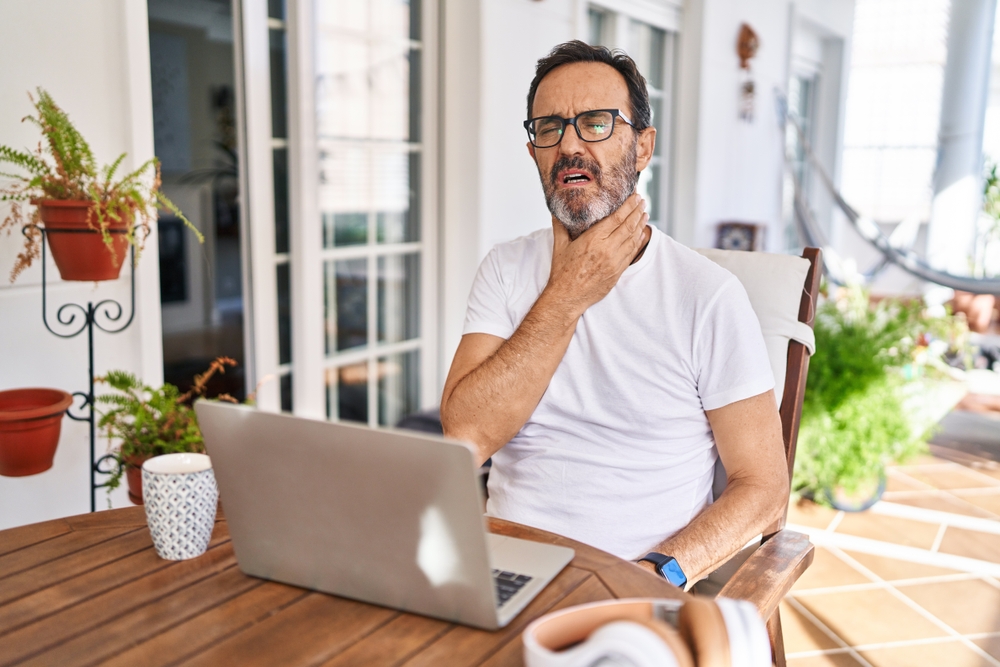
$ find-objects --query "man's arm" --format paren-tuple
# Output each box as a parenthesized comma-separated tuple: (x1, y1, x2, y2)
(636, 390, 789, 584)
(441, 194, 649, 466)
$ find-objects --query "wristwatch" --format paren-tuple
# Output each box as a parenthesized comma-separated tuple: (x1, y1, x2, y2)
(637, 552, 687, 588)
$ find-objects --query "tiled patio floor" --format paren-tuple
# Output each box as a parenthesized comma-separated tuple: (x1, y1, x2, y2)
(784, 441, 1000, 666)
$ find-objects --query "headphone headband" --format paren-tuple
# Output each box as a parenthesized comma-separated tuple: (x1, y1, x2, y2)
(523, 596, 771, 667)
(524, 598, 682, 666)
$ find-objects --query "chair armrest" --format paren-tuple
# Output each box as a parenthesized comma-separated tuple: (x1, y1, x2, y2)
(716, 529, 814, 620)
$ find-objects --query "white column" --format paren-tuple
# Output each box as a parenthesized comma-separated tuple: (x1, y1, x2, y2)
(928, 0, 997, 277)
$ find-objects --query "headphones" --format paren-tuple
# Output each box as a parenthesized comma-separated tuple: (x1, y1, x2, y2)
(523, 596, 770, 667)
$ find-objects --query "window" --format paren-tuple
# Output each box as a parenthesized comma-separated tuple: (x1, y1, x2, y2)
(586, 3, 678, 235)
(269, 0, 293, 411)
(315, 0, 430, 427)
(235, 0, 435, 422)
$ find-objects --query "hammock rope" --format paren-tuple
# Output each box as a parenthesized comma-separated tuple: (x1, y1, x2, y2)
(781, 94, 1000, 294)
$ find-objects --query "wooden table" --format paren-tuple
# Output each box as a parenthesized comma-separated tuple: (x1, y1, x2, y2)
(0, 506, 685, 666)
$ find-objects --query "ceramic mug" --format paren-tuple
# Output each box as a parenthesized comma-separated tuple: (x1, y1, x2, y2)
(142, 453, 219, 560)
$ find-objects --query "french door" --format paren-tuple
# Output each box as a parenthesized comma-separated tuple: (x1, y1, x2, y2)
(235, 0, 437, 423)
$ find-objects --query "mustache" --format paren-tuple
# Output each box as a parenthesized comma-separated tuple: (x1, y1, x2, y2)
(548, 155, 602, 186)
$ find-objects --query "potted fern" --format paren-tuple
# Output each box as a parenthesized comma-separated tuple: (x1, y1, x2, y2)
(97, 357, 237, 504)
(793, 285, 969, 510)
(0, 88, 201, 282)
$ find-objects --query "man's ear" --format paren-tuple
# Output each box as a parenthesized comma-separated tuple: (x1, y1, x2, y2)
(527, 141, 536, 161)
(635, 127, 656, 172)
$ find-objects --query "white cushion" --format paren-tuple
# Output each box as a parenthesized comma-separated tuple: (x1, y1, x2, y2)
(694, 248, 815, 405)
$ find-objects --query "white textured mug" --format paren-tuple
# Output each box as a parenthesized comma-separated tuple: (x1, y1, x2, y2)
(142, 453, 219, 560)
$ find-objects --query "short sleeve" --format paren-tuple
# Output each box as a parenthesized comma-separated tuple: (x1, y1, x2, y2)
(462, 248, 516, 339)
(695, 276, 775, 411)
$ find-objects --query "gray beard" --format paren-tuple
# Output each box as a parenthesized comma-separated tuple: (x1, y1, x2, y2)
(542, 144, 638, 240)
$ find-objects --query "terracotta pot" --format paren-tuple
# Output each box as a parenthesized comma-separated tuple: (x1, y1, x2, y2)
(124, 455, 150, 505)
(0, 388, 73, 477)
(953, 291, 997, 334)
(36, 200, 131, 282)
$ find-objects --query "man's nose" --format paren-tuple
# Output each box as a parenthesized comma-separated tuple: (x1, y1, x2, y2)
(558, 124, 587, 156)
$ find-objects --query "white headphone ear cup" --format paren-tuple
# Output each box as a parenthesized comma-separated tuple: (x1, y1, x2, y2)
(578, 621, 682, 667)
(714, 598, 771, 667)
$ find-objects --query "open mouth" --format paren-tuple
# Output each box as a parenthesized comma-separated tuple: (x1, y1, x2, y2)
(559, 170, 593, 186)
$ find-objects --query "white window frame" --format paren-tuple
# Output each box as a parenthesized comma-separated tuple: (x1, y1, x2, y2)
(258, 0, 441, 424)
(234, 0, 281, 412)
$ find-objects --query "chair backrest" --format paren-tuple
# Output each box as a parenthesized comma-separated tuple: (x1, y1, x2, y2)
(695, 248, 822, 528)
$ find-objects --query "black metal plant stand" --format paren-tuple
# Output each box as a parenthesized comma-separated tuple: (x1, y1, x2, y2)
(29, 226, 136, 512)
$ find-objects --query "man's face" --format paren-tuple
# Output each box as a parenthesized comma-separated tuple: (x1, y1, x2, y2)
(528, 62, 655, 239)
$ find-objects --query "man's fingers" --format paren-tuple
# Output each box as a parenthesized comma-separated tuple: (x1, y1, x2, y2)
(609, 195, 646, 242)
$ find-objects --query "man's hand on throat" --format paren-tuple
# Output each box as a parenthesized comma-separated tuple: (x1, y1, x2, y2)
(546, 193, 649, 318)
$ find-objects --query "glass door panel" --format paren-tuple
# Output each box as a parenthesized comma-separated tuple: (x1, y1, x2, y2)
(316, 0, 426, 428)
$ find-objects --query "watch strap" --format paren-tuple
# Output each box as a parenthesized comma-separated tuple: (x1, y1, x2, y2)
(637, 552, 687, 588)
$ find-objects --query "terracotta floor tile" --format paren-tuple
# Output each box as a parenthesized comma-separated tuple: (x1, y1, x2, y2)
(900, 466, 1000, 491)
(884, 470, 933, 492)
(895, 578, 1000, 634)
(964, 465, 1000, 482)
(841, 551, 959, 581)
(881, 492, 998, 519)
(789, 499, 841, 530)
(950, 491, 1000, 517)
(903, 453, 946, 466)
(793, 548, 873, 591)
(938, 527, 1000, 563)
(786, 653, 864, 667)
(780, 600, 842, 653)
(971, 635, 1000, 659)
(859, 641, 995, 667)
(793, 588, 947, 646)
(834, 512, 941, 550)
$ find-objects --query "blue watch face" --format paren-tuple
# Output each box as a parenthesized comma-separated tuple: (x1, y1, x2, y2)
(658, 558, 687, 588)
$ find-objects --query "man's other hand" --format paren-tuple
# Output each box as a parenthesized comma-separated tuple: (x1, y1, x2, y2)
(547, 192, 649, 316)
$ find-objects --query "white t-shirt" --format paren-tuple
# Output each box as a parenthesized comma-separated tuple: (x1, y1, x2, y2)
(462, 226, 774, 560)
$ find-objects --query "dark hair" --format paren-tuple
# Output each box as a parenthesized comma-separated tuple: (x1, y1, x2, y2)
(526, 40, 651, 131)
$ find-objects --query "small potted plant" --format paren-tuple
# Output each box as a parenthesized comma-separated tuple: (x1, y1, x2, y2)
(793, 284, 970, 510)
(96, 357, 237, 504)
(0, 88, 201, 283)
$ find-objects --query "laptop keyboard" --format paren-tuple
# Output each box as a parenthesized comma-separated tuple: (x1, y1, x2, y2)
(492, 569, 533, 607)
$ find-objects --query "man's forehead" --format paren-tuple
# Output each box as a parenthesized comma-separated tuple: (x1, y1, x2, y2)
(531, 61, 631, 118)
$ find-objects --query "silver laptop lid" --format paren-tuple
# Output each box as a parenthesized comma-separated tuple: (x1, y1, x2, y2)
(195, 400, 500, 628)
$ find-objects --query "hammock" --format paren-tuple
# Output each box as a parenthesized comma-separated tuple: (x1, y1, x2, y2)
(780, 93, 1000, 294)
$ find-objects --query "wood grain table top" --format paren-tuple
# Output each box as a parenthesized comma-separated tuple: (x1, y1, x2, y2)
(0, 506, 685, 666)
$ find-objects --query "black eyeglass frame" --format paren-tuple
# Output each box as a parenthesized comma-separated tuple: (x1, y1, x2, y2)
(522, 108, 635, 148)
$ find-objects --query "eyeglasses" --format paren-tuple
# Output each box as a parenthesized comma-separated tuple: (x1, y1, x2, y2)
(523, 109, 634, 148)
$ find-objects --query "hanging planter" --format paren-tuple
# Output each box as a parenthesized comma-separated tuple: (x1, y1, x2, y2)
(0, 88, 201, 284)
(0, 388, 73, 477)
(37, 200, 131, 282)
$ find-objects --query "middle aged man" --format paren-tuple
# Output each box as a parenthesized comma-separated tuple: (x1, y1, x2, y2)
(440, 41, 788, 588)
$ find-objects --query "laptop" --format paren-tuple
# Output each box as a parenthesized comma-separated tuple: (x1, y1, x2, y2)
(194, 400, 574, 630)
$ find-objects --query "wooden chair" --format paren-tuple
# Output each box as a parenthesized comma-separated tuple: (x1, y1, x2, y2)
(693, 247, 823, 667)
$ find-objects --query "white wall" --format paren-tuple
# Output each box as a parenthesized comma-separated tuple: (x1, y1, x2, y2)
(0, 0, 161, 529)
(682, 0, 854, 250)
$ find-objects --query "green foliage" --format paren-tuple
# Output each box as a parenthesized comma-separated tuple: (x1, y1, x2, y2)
(0, 88, 202, 282)
(95, 357, 237, 493)
(793, 285, 960, 501)
(984, 159, 1000, 223)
